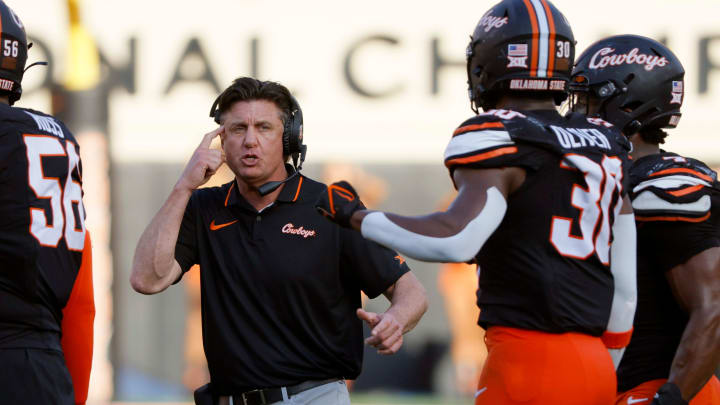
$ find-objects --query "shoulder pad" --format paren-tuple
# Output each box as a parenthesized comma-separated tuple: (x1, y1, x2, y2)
(19, 107, 73, 140)
(630, 153, 718, 222)
(453, 113, 503, 135)
(508, 110, 629, 157)
(446, 113, 516, 166)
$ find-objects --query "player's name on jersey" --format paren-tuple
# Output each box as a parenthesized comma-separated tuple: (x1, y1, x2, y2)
(24, 111, 65, 139)
(550, 125, 611, 150)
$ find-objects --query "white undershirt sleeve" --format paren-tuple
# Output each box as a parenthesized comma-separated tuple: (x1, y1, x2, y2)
(360, 187, 507, 263)
(606, 212, 638, 369)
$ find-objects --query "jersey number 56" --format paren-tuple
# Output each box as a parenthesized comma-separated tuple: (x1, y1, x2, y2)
(24, 135, 86, 251)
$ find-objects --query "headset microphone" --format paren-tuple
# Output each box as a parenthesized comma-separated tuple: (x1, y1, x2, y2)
(257, 144, 307, 196)
(258, 171, 299, 197)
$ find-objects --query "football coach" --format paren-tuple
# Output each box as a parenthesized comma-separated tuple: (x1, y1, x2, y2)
(130, 77, 428, 405)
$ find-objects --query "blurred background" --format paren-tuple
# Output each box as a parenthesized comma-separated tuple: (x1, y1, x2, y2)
(10, 0, 720, 403)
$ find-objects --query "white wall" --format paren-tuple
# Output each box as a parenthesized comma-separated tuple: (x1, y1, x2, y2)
(12, 0, 720, 165)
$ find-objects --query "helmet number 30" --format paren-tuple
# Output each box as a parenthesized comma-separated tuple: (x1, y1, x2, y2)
(24, 135, 86, 251)
(550, 154, 623, 265)
(557, 41, 571, 59)
(3, 39, 18, 57)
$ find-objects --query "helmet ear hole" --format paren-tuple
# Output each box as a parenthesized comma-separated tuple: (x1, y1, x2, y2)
(624, 120, 642, 135)
(623, 73, 635, 85)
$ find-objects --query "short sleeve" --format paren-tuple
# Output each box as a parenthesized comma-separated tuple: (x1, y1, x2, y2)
(631, 167, 717, 222)
(443, 118, 544, 181)
(637, 215, 720, 274)
(174, 192, 199, 277)
(340, 228, 410, 299)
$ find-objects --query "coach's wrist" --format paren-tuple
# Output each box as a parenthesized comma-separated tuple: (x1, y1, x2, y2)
(173, 179, 197, 196)
(384, 307, 409, 334)
(170, 183, 195, 206)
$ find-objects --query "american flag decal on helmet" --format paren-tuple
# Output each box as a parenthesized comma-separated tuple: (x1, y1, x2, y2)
(509, 44, 528, 56)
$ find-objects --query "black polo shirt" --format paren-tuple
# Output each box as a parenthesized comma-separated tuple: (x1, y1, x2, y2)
(173, 172, 409, 394)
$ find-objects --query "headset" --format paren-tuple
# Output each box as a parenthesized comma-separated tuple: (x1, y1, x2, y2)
(209, 87, 308, 196)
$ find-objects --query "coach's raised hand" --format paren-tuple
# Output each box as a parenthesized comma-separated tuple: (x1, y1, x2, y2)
(176, 126, 225, 191)
(131, 126, 224, 295)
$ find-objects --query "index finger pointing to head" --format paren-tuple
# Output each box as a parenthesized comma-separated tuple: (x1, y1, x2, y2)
(199, 126, 224, 149)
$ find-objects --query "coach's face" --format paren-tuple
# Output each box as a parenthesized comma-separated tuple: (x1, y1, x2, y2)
(220, 100, 287, 188)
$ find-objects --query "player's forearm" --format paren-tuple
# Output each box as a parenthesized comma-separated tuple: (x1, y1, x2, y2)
(668, 306, 720, 400)
(385, 272, 428, 334)
(358, 187, 507, 263)
(130, 186, 191, 293)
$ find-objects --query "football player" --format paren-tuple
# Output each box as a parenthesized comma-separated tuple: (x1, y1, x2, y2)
(0, 2, 94, 404)
(316, 1, 637, 404)
(571, 35, 720, 405)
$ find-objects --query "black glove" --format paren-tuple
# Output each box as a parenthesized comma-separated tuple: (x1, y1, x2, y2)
(651, 382, 688, 405)
(315, 181, 365, 228)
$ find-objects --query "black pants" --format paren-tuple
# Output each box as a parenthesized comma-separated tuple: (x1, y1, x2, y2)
(0, 348, 74, 405)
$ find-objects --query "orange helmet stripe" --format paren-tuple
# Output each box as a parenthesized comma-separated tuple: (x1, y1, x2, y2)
(522, 0, 540, 77)
(541, 0, 556, 78)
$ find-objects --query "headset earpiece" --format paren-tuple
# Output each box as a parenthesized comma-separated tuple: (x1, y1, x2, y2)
(209, 94, 222, 125)
(283, 95, 304, 158)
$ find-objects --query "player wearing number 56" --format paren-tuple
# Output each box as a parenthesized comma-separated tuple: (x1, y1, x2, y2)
(0, 2, 94, 405)
(316, 1, 636, 404)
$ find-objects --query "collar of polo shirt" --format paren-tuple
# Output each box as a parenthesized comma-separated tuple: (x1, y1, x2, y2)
(225, 164, 306, 208)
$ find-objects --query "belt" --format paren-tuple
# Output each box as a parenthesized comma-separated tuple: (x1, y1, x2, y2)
(231, 378, 340, 405)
